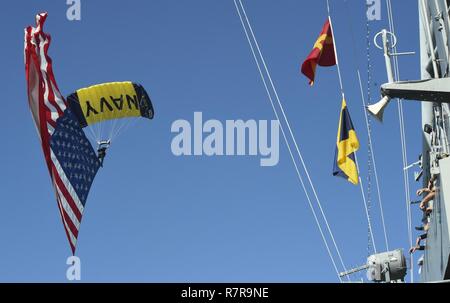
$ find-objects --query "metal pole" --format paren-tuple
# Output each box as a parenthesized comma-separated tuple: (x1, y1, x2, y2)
(381, 30, 395, 83)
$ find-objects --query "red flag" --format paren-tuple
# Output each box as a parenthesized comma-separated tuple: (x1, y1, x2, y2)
(301, 18, 336, 85)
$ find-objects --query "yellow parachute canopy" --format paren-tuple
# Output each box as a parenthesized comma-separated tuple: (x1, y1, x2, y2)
(67, 81, 154, 128)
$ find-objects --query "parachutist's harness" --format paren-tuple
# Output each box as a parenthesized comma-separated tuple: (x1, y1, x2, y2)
(97, 140, 111, 167)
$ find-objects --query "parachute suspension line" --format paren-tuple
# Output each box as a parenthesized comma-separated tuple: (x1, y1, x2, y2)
(108, 119, 119, 142)
(108, 112, 133, 142)
(109, 119, 123, 142)
(98, 113, 104, 142)
(112, 118, 139, 143)
(328, 0, 379, 253)
(106, 119, 116, 143)
(85, 122, 96, 143)
(95, 122, 101, 142)
(107, 119, 115, 139)
(108, 116, 140, 144)
(90, 123, 102, 145)
(85, 124, 98, 145)
(233, 0, 346, 282)
(386, 0, 414, 282)
(89, 118, 100, 144)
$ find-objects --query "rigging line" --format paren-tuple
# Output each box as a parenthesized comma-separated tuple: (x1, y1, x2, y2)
(343, 0, 390, 251)
(387, 0, 414, 254)
(386, 0, 412, 245)
(387, 0, 412, 233)
(362, 16, 390, 252)
(236, 0, 350, 277)
(389, 0, 414, 275)
(386, 0, 414, 282)
(354, 153, 378, 253)
(398, 103, 413, 235)
(233, 0, 345, 282)
(326, 2, 344, 95)
(362, 4, 375, 256)
(363, 2, 390, 253)
(358, 70, 389, 251)
(398, 99, 415, 279)
(328, 0, 379, 253)
(365, 15, 374, 256)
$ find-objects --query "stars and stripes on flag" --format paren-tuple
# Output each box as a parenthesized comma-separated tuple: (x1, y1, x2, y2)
(333, 98, 360, 185)
(24, 12, 100, 254)
(301, 17, 336, 85)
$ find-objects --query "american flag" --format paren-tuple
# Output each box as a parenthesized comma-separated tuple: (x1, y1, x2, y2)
(24, 13, 100, 254)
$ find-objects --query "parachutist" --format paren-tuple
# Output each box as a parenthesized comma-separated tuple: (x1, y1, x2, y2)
(97, 140, 110, 167)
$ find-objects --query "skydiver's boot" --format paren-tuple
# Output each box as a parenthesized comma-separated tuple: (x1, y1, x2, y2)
(97, 148, 106, 167)
(97, 140, 110, 167)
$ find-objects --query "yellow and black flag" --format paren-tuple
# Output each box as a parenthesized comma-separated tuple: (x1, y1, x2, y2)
(333, 98, 360, 185)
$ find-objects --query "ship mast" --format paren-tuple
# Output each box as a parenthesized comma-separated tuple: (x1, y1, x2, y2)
(367, 0, 450, 282)
(418, 0, 450, 282)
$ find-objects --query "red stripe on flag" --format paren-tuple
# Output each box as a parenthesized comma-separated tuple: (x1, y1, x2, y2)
(51, 165, 83, 221)
(57, 194, 80, 239)
(55, 196, 76, 254)
(40, 33, 67, 112)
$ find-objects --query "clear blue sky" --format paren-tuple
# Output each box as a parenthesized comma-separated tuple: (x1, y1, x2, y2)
(0, 0, 422, 282)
